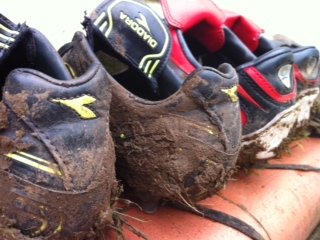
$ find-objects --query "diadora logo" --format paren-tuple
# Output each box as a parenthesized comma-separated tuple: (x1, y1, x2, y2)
(51, 95, 97, 120)
(119, 11, 158, 49)
(278, 64, 292, 88)
(136, 13, 151, 32)
(93, 0, 170, 79)
(221, 86, 239, 103)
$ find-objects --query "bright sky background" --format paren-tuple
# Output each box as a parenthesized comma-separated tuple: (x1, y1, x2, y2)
(2, 0, 319, 49)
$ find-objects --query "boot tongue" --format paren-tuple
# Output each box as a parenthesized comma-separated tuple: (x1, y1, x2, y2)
(89, 0, 172, 91)
(0, 14, 26, 64)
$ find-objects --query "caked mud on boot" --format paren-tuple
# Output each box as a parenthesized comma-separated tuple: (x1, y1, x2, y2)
(0, 14, 117, 239)
(310, 96, 320, 136)
(146, 0, 298, 163)
(83, 0, 242, 210)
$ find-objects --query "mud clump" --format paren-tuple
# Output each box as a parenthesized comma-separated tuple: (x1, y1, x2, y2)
(3, 91, 29, 118)
(0, 103, 9, 130)
(309, 97, 320, 136)
(0, 134, 29, 155)
(237, 142, 266, 167)
(0, 212, 32, 240)
(0, 102, 30, 155)
(113, 116, 238, 210)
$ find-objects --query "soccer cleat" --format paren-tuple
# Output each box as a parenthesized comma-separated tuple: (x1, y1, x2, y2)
(224, 10, 320, 131)
(147, 0, 300, 161)
(82, 0, 241, 212)
(0, 14, 116, 239)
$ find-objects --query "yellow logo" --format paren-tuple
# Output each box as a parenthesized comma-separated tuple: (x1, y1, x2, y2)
(51, 95, 97, 119)
(5, 151, 62, 176)
(221, 86, 239, 103)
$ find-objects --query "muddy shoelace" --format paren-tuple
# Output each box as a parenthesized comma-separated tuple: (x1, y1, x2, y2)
(192, 161, 320, 240)
(173, 139, 320, 240)
(174, 154, 320, 240)
(250, 163, 320, 172)
(117, 160, 320, 240)
(173, 203, 267, 240)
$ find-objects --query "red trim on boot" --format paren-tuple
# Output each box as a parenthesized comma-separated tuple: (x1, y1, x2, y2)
(294, 64, 306, 83)
(244, 67, 297, 103)
(241, 110, 248, 126)
(161, 0, 225, 52)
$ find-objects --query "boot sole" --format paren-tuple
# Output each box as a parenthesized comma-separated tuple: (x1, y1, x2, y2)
(241, 87, 319, 160)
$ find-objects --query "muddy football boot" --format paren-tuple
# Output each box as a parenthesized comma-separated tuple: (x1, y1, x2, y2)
(148, 0, 299, 162)
(270, 35, 320, 136)
(224, 10, 320, 133)
(0, 15, 116, 239)
(81, 0, 241, 212)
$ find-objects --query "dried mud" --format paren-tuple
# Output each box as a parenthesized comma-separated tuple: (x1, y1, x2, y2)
(0, 164, 116, 240)
(110, 68, 241, 210)
(0, 212, 34, 240)
(114, 119, 237, 209)
(309, 97, 320, 135)
(238, 133, 307, 168)
(0, 102, 29, 155)
(0, 89, 116, 239)
(0, 103, 9, 130)
(0, 134, 29, 155)
(3, 91, 29, 118)
(237, 142, 266, 167)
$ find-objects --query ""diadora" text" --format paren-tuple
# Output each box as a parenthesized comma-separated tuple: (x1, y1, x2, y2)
(119, 11, 158, 49)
